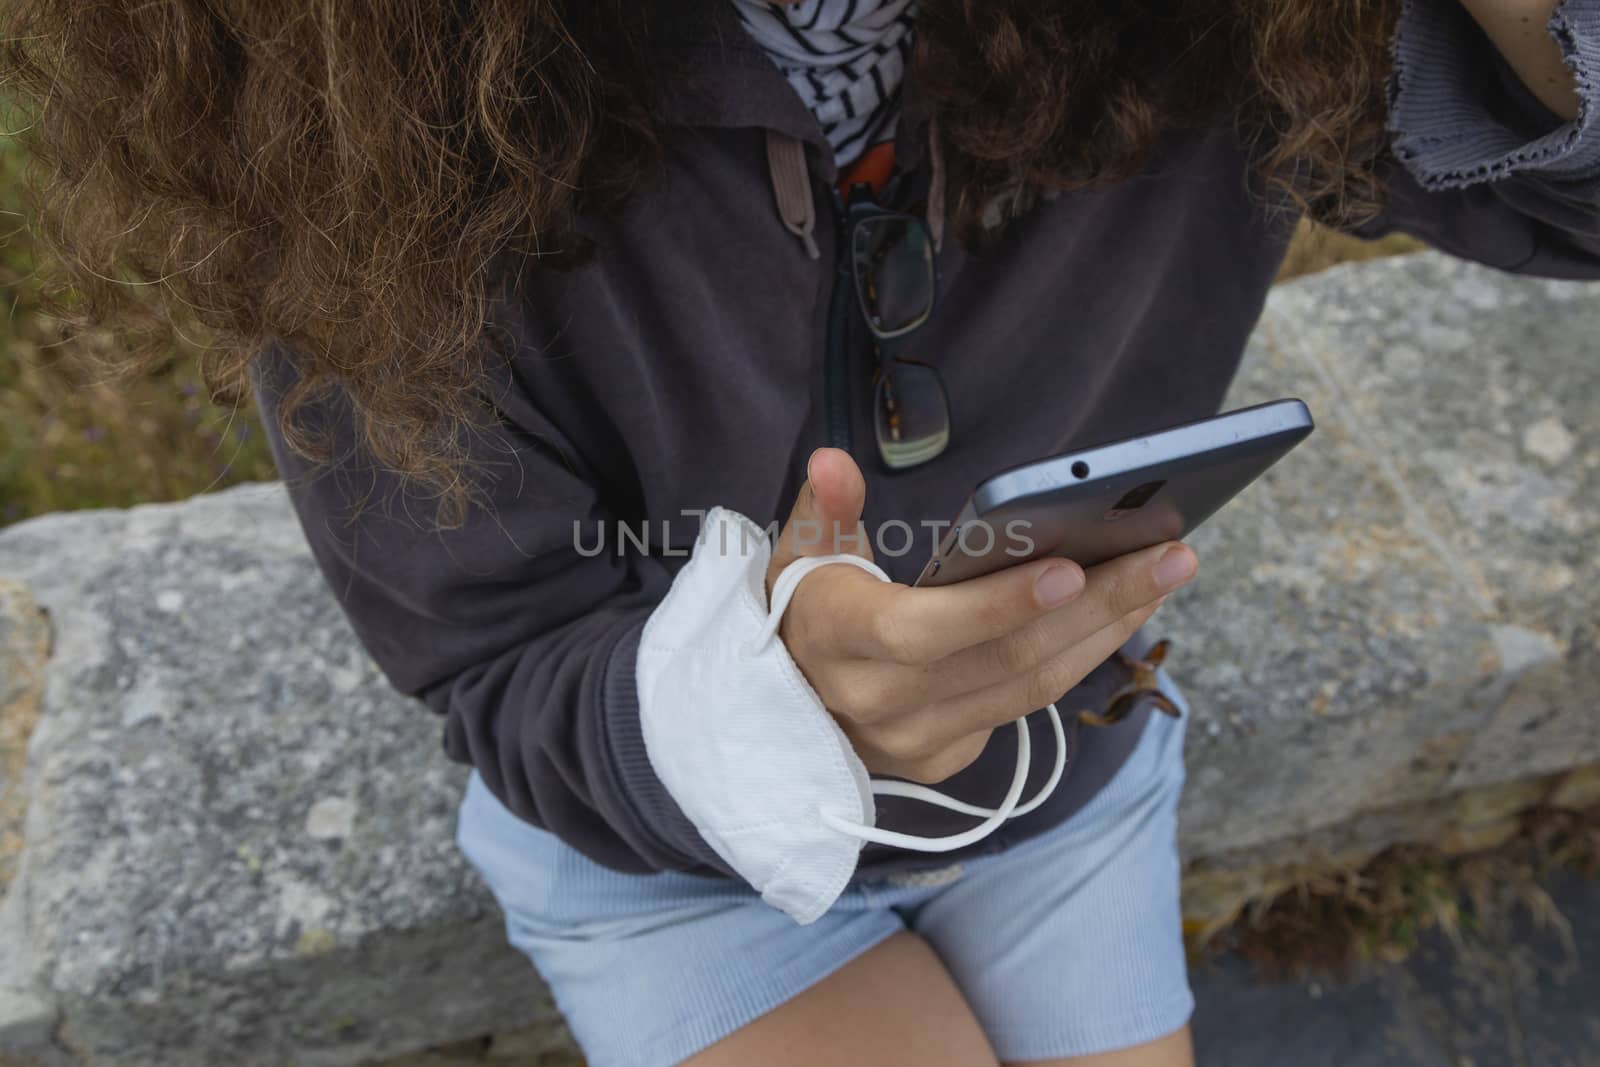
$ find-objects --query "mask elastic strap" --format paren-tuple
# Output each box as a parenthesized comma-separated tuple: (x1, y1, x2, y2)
(755, 553, 1068, 853)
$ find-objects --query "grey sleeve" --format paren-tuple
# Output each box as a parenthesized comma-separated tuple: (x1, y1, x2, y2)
(249, 338, 732, 878)
(1353, 0, 1600, 277)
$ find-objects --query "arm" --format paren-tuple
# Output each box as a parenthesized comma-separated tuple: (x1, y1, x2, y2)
(1352, 0, 1600, 277)
(1462, 0, 1580, 119)
(249, 333, 730, 878)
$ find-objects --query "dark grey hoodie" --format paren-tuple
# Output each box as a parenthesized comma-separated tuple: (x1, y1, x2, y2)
(251, 0, 1600, 882)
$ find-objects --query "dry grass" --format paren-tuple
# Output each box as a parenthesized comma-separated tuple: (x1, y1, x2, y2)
(0, 330, 278, 523)
(1276, 217, 1423, 282)
(1204, 804, 1600, 979)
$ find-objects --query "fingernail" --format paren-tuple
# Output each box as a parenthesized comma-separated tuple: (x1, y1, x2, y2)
(1034, 563, 1084, 607)
(1154, 546, 1196, 591)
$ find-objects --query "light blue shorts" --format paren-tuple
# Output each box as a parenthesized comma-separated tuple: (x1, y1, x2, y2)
(456, 684, 1192, 1067)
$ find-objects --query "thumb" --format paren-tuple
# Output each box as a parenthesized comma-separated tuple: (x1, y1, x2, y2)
(768, 448, 872, 586)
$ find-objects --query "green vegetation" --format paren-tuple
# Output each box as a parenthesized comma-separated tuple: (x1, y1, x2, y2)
(0, 133, 1417, 528)
(0, 136, 276, 527)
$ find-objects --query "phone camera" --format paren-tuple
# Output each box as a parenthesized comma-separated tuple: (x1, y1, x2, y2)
(1104, 479, 1166, 521)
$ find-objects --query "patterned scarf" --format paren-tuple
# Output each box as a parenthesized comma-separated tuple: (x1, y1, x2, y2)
(733, 0, 917, 167)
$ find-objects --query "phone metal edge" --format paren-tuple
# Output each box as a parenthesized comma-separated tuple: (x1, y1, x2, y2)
(973, 398, 1312, 515)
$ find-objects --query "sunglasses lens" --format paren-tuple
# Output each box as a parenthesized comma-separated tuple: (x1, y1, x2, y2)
(854, 216, 934, 338)
(875, 360, 950, 469)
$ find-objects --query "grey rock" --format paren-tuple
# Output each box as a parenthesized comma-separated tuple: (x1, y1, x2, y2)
(0, 252, 1593, 1065)
(0, 488, 559, 1065)
(1169, 252, 1600, 859)
(0, 883, 63, 1064)
(0, 983, 58, 1057)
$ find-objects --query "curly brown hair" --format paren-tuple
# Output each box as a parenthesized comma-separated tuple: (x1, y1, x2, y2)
(1, 0, 1398, 526)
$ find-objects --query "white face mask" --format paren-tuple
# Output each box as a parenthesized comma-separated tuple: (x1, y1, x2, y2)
(636, 506, 1065, 925)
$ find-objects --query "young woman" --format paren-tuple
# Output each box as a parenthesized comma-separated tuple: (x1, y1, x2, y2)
(7, 1, 1598, 1064)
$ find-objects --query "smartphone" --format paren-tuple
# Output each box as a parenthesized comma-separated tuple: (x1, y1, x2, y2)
(912, 398, 1314, 587)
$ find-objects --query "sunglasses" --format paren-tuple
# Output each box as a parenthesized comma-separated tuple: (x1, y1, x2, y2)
(827, 183, 949, 471)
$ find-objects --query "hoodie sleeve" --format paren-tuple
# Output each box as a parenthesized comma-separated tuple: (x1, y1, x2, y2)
(1352, 0, 1600, 277)
(249, 338, 734, 878)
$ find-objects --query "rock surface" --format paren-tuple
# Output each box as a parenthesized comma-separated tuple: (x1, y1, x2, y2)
(0, 252, 1595, 1065)
(0, 489, 562, 1065)
(1166, 253, 1600, 863)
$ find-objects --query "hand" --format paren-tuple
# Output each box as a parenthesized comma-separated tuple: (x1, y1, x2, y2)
(766, 447, 1199, 786)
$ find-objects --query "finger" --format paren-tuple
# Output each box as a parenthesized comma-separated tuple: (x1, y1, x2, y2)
(812, 554, 1088, 666)
(1067, 540, 1196, 639)
(769, 448, 870, 576)
(852, 537, 1193, 692)
(963, 540, 1191, 676)
(894, 595, 1170, 742)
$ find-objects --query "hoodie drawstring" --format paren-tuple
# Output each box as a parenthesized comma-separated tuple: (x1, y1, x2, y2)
(767, 131, 821, 260)
(766, 122, 947, 260)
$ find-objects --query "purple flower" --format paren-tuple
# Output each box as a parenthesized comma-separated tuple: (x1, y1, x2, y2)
(83, 425, 105, 444)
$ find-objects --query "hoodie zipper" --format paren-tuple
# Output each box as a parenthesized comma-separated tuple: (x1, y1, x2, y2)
(824, 185, 854, 453)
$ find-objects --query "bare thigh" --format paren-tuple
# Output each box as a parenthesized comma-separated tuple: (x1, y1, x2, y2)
(1008, 1026, 1195, 1067)
(684, 932, 1001, 1067)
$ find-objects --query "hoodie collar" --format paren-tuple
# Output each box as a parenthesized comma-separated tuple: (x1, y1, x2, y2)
(661, 5, 935, 172)
(657, 5, 836, 173)
(659, 4, 944, 254)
